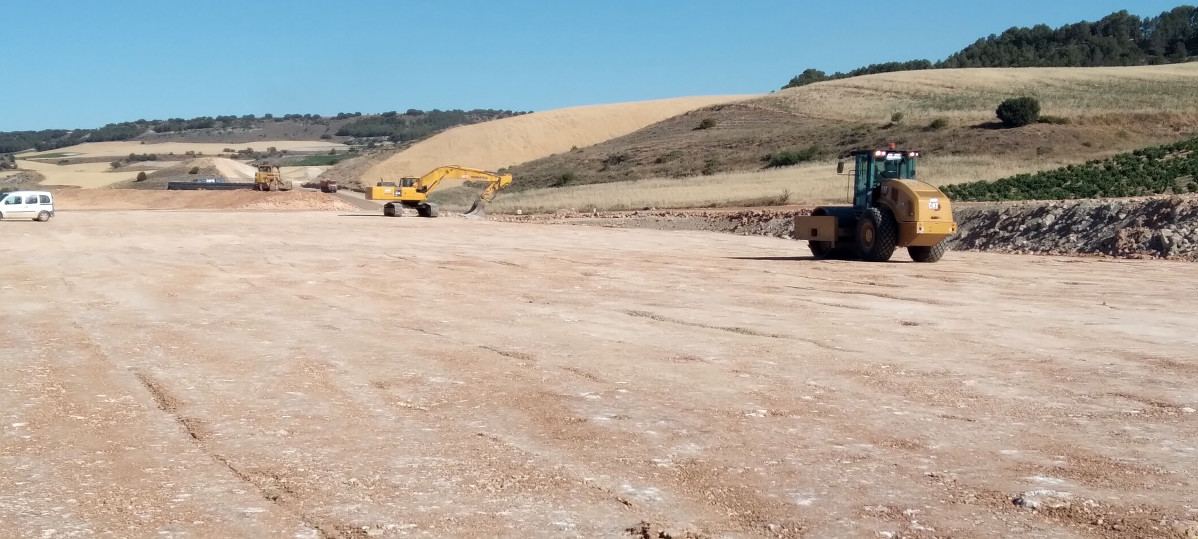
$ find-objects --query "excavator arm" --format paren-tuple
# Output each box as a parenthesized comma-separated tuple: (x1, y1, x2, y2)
(414, 166, 510, 195)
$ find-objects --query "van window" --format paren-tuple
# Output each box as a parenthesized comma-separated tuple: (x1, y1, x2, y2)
(25, 195, 38, 204)
(39, 195, 51, 204)
(5, 197, 21, 205)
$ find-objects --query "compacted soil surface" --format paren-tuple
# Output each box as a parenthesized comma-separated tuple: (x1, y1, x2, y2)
(1, 211, 1195, 538)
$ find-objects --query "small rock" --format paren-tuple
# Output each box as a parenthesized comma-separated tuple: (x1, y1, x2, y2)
(1013, 489, 1073, 510)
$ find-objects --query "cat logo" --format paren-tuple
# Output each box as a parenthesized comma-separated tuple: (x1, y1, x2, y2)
(928, 198, 940, 211)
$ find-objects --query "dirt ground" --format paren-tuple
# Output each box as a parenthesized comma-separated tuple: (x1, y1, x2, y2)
(1, 211, 1196, 538)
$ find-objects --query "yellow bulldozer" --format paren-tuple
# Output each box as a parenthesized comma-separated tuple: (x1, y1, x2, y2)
(364, 165, 513, 218)
(792, 145, 956, 262)
(253, 164, 292, 191)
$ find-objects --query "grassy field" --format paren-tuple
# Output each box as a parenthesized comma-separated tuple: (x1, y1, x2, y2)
(503, 64, 1198, 193)
(492, 154, 1085, 213)
(760, 63, 1198, 122)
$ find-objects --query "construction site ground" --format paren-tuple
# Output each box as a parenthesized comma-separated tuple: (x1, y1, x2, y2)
(2, 209, 1196, 538)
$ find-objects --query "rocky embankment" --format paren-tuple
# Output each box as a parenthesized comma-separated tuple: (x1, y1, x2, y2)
(950, 196, 1198, 260)
(497, 195, 1198, 261)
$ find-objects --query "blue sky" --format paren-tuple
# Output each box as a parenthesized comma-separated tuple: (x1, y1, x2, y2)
(0, 0, 1185, 130)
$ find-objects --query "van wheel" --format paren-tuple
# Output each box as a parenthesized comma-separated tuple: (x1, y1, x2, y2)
(35, 211, 51, 222)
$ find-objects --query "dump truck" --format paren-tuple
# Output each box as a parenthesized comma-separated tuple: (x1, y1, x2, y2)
(364, 165, 513, 218)
(319, 179, 338, 193)
(792, 145, 956, 262)
(253, 164, 291, 191)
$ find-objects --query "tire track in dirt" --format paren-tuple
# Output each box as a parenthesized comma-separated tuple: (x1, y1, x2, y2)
(785, 284, 965, 306)
(364, 339, 820, 535)
(623, 309, 852, 352)
(130, 369, 338, 538)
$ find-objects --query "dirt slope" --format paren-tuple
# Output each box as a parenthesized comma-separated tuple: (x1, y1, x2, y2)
(357, 96, 756, 186)
(506, 64, 1198, 190)
(15, 158, 141, 188)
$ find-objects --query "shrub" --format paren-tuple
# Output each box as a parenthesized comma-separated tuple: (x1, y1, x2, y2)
(701, 158, 720, 176)
(763, 146, 818, 168)
(110, 161, 122, 169)
(996, 96, 1040, 127)
(553, 171, 577, 187)
(696, 118, 717, 130)
(188, 167, 200, 174)
(320, 133, 332, 140)
(927, 117, 948, 130)
(890, 112, 905, 124)
(135, 171, 148, 182)
(655, 150, 682, 164)
(602, 153, 630, 167)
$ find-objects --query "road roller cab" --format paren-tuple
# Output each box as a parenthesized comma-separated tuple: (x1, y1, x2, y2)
(793, 145, 956, 262)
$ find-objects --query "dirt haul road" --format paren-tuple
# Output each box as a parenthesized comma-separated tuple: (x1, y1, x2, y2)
(1, 211, 1195, 538)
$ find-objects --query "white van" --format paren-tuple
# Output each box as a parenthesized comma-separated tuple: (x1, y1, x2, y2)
(0, 190, 55, 221)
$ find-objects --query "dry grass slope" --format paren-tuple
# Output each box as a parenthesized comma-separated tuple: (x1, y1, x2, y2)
(760, 63, 1198, 122)
(357, 96, 756, 186)
(502, 64, 1198, 207)
(491, 155, 1084, 213)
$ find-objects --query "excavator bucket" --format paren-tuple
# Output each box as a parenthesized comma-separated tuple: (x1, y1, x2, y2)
(464, 198, 488, 218)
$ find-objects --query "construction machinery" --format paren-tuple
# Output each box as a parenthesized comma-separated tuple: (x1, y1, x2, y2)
(792, 144, 956, 262)
(364, 165, 513, 218)
(253, 164, 292, 191)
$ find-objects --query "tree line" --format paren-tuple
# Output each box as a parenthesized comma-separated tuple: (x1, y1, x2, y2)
(0, 109, 522, 153)
(334, 109, 529, 141)
(783, 6, 1198, 89)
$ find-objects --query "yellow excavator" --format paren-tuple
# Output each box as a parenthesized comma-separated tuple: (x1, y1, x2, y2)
(364, 165, 513, 218)
(792, 145, 956, 262)
(253, 164, 292, 191)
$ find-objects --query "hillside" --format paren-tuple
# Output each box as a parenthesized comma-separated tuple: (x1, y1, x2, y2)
(352, 96, 755, 188)
(0, 109, 521, 153)
(780, 6, 1198, 89)
(503, 64, 1198, 193)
